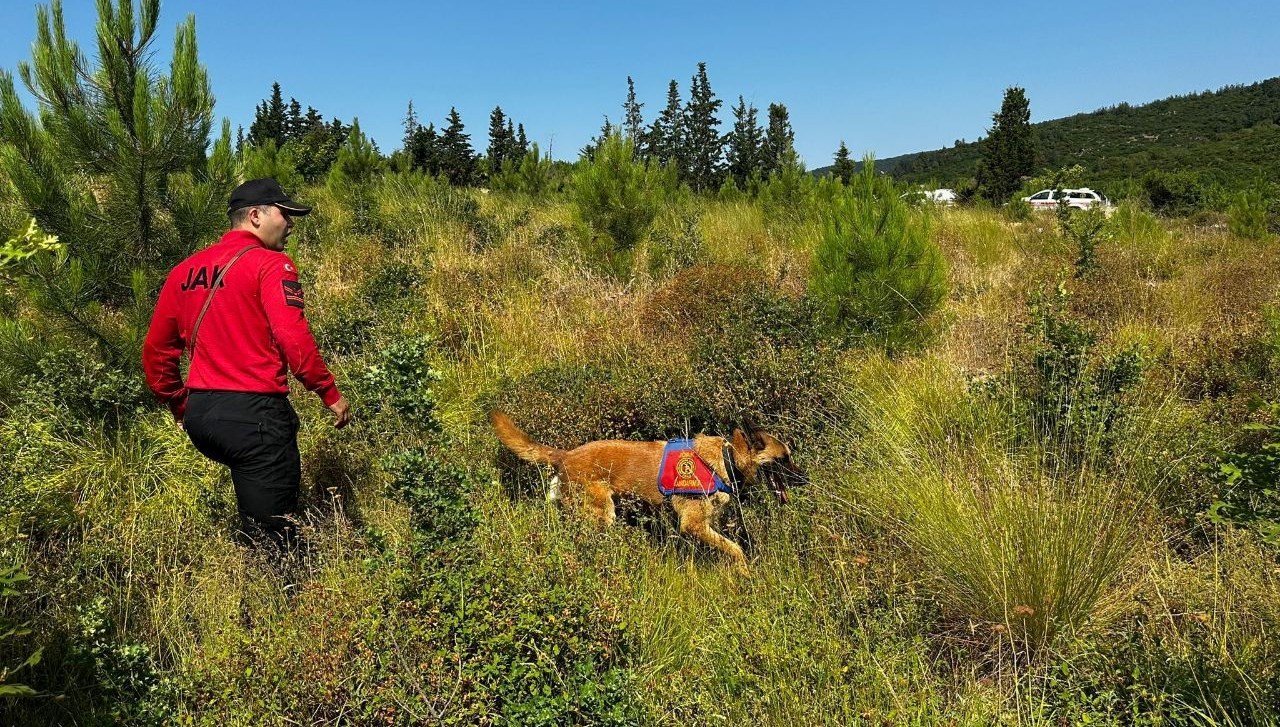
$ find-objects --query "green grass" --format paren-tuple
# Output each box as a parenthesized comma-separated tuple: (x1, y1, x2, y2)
(2, 182, 1279, 725)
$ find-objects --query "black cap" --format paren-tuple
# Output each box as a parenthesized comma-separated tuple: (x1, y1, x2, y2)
(227, 178, 312, 216)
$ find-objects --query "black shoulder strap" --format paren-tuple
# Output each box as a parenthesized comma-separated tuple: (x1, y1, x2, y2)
(187, 244, 259, 364)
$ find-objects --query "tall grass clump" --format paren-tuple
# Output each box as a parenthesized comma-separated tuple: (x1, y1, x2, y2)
(809, 161, 947, 350)
(846, 358, 1147, 655)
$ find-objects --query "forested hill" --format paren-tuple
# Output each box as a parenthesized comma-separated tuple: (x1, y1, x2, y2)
(825, 77, 1280, 190)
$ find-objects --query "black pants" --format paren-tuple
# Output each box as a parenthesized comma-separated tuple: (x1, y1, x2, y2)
(184, 390, 301, 548)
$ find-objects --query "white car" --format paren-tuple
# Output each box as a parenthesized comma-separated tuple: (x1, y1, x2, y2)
(901, 188, 958, 206)
(1022, 187, 1112, 212)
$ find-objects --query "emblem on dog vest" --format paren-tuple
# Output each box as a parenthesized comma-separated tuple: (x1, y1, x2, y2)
(657, 439, 731, 496)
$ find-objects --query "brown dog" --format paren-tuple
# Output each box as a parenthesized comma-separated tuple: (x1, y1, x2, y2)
(491, 411, 806, 570)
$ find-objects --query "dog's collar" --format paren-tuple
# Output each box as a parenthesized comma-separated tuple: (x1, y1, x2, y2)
(721, 443, 745, 490)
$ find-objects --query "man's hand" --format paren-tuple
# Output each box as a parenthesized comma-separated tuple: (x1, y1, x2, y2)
(328, 396, 352, 429)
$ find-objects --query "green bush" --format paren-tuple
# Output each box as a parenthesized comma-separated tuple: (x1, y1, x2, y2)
(571, 133, 668, 270)
(490, 143, 560, 197)
(15, 348, 147, 430)
(62, 597, 176, 725)
(1017, 285, 1143, 463)
(311, 298, 376, 356)
(382, 448, 477, 551)
(1004, 197, 1033, 221)
(1208, 402, 1280, 548)
(1228, 186, 1273, 240)
(809, 162, 948, 350)
(1141, 170, 1206, 216)
(355, 334, 442, 428)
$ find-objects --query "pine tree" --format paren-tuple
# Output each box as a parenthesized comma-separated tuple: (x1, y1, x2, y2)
(580, 117, 614, 161)
(622, 75, 644, 142)
(236, 124, 245, 155)
(407, 123, 440, 176)
(724, 95, 764, 188)
(248, 82, 287, 147)
(976, 86, 1036, 203)
(832, 141, 856, 185)
(763, 103, 796, 178)
(285, 98, 303, 143)
(503, 118, 523, 165)
(439, 107, 477, 186)
(682, 62, 724, 191)
(487, 106, 512, 175)
(648, 80, 684, 171)
(516, 123, 529, 157)
(0, 0, 229, 365)
(402, 100, 420, 151)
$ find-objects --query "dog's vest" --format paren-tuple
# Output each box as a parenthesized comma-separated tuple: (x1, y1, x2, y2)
(657, 439, 732, 497)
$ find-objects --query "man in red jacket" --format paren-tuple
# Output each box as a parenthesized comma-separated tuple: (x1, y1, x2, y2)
(143, 178, 351, 548)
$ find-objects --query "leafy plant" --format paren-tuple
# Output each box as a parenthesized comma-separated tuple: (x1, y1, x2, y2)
(0, 564, 41, 698)
(381, 448, 477, 550)
(1056, 202, 1111, 278)
(356, 334, 442, 427)
(1208, 402, 1280, 547)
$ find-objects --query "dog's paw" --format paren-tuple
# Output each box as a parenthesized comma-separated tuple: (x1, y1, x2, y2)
(545, 475, 562, 503)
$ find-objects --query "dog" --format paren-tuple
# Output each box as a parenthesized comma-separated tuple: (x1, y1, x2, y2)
(490, 411, 807, 570)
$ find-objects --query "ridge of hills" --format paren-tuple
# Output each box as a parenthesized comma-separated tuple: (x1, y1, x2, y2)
(816, 77, 1280, 192)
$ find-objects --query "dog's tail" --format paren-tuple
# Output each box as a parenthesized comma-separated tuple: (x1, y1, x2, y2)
(490, 410, 565, 467)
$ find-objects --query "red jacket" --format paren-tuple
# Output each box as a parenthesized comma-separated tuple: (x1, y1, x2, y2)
(142, 229, 341, 420)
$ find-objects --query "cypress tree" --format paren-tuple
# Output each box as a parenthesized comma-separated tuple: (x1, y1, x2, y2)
(832, 141, 856, 184)
(763, 103, 796, 178)
(724, 95, 764, 188)
(976, 86, 1036, 203)
(503, 119, 523, 165)
(682, 62, 724, 191)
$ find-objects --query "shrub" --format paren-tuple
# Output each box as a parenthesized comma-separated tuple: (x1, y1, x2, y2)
(809, 162, 948, 350)
(15, 348, 147, 430)
(491, 143, 560, 197)
(1004, 197, 1033, 222)
(1141, 170, 1206, 216)
(355, 334, 442, 428)
(63, 597, 176, 725)
(381, 448, 477, 551)
(1017, 285, 1143, 464)
(1056, 204, 1111, 278)
(758, 149, 816, 222)
(1228, 186, 1272, 240)
(571, 133, 666, 263)
(1208, 402, 1280, 548)
(311, 298, 376, 357)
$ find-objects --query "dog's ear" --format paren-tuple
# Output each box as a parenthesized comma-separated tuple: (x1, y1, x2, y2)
(751, 431, 790, 464)
(732, 428, 753, 454)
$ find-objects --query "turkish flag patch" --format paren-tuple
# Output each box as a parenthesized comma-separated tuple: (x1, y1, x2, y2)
(282, 280, 304, 309)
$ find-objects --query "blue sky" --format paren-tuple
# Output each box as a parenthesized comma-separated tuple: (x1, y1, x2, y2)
(2, 1, 1278, 167)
